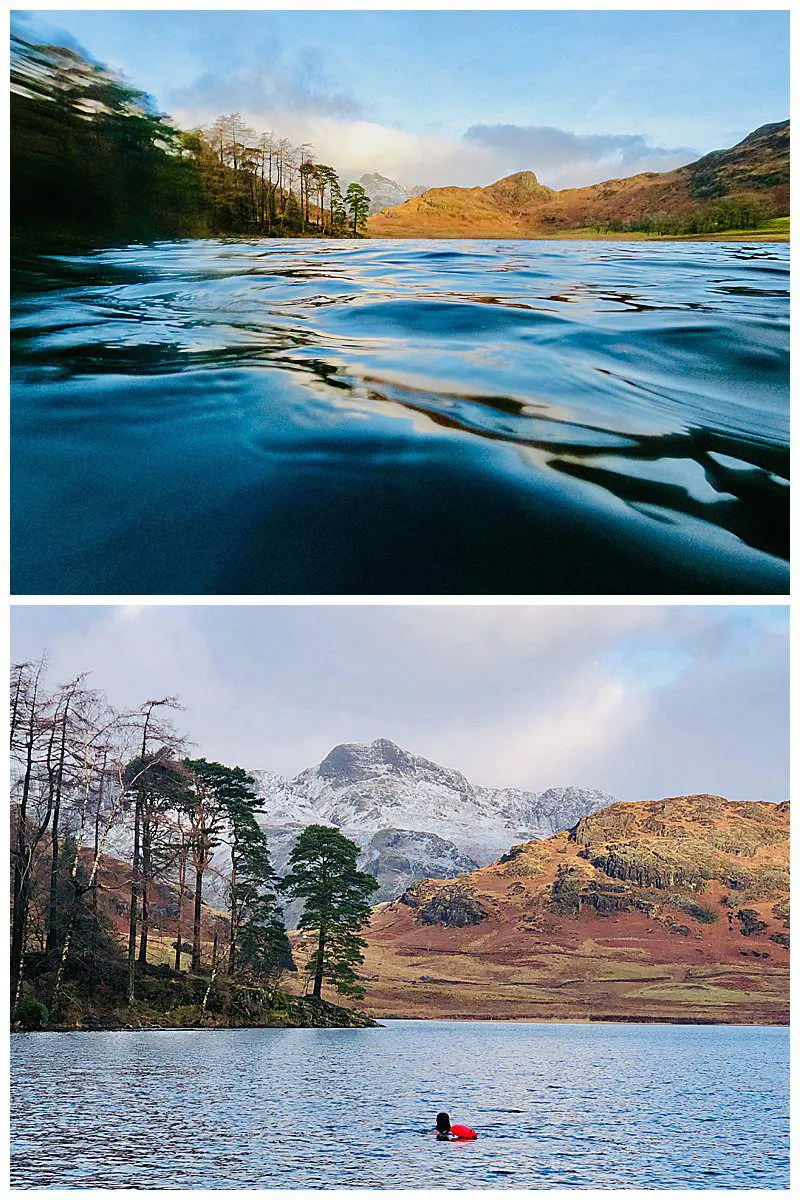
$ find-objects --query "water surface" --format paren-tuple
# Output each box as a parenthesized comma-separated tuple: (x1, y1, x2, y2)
(11, 1020, 789, 1188)
(11, 239, 789, 594)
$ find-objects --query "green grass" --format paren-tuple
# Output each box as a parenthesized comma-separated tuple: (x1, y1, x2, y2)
(551, 216, 789, 243)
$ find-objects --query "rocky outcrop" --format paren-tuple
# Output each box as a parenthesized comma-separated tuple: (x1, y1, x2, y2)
(737, 908, 768, 937)
(400, 881, 488, 927)
(357, 172, 427, 216)
(358, 829, 478, 903)
(588, 848, 708, 892)
(571, 796, 787, 901)
(262, 821, 479, 925)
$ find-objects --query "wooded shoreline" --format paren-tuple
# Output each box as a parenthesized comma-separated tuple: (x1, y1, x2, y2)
(13, 1011, 788, 1031)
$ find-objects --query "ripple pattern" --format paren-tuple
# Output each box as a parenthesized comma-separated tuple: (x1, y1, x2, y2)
(11, 1021, 789, 1189)
(11, 238, 789, 593)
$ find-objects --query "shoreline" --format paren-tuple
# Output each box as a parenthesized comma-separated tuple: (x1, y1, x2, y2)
(370, 1013, 789, 1026)
(13, 1012, 788, 1033)
(366, 231, 789, 243)
(12, 230, 789, 258)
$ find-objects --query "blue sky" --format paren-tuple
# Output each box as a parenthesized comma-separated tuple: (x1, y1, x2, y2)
(10, 605, 788, 803)
(14, 9, 789, 187)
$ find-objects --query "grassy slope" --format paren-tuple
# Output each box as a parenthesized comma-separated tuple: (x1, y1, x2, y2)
(367, 123, 789, 242)
(357, 796, 789, 1024)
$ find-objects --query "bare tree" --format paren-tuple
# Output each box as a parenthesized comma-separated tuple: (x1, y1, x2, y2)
(10, 659, 55, 1007)
(46, 675, 88, 954)
(124, 698, 184, 1003)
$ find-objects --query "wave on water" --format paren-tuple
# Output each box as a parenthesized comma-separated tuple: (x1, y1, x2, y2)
(11, 238, 789, 594)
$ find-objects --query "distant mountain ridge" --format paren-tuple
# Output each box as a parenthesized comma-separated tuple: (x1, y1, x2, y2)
(357, 172, 428, 216)
(251, 738, 617, 910)
(252, 737, 616, 863)
(368, 120, 789, 238)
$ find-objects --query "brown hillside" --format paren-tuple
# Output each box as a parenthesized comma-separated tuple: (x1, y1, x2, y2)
(368, 121, 789, 238)
(346, 795, 789, 1024)
(81, 850, 228, 968)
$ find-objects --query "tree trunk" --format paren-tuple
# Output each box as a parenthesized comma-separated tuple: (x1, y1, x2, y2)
(11, 683, 38, 1005)
(138, 817, 150, 965)
(192, 864, 204, 972)
(50, 885, 80, 1020)
(174, 850, 186, 973)
(312, 927, 325, 998)
(202, 961, 217, 1011)
(51, 793, 93, 1019)
(88, 791, 101, 997)
(128, 706, 156, 1003)
(127, 790, 141, 1003)
(227, 857, 237, 975)
(46, 803, 60, 953)
(10, 872, 31, 1012)
(46, 695, 72, 955)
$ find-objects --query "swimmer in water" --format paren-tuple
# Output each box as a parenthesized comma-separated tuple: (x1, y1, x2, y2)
(435, 1112, 478, 1140)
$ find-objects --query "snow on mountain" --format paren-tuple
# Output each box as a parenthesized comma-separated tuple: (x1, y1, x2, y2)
(357, 173, 427, 215)
(357, 829, 479, 904)
(252, 738, 616, 869)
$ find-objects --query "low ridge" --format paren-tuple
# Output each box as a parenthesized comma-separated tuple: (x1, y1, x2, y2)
(368, 121, 789, 238)
(354, 794, 789, 1023)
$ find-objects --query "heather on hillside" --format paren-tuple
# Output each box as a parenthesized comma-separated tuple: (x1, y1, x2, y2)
(361, 794, 789, 1024)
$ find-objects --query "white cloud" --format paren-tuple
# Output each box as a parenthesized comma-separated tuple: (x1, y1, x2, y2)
(432, 672, 639, 791)
(464, 123, 697, 188)
(169, 103, 499, 187)
(168, 97, 699, 191)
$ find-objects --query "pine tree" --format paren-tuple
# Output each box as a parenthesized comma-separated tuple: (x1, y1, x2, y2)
(222, 775, 290, 978)
(281, 825, 377, 999)
(345, 182, 371, 237)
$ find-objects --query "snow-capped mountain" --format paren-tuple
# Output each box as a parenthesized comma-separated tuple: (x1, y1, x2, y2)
(357, 173, 427, 215)
(251, 738, 616, 868)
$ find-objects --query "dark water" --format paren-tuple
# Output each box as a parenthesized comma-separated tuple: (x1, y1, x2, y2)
(11, 239, 788, 595)
(10, 1021, 788, 1189)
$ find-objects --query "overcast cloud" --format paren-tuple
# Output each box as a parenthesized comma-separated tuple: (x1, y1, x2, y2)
(11, 606, 788, 804)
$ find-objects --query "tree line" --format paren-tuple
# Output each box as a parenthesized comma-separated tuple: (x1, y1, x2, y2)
(10, 660, 378, 1029)
(11, 34, 371, 249)
(589, 197, 769, 237)
(191, 113, 370, 237)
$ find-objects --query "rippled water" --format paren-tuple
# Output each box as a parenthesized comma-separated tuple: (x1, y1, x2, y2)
(11, 1021, 788, 1189)
(11, 239, 788, 594)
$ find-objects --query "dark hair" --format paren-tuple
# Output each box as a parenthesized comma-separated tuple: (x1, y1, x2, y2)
(436, 1112, 451, 1133)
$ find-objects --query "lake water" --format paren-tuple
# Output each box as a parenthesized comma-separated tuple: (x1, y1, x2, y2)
(11, 239, 788, 595)
(11, 1020, 789, 1189)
